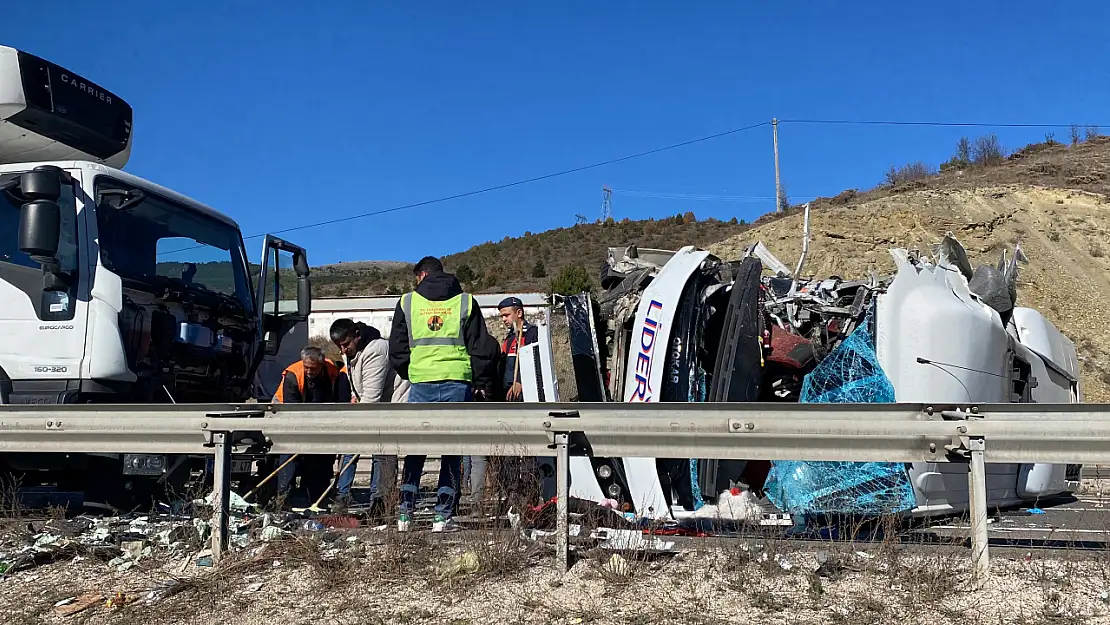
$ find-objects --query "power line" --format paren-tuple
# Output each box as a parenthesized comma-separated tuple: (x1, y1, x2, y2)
(610, 189, 817, 203)
(779, 118, 1106, 129)
(249, 121, 771, 240)
(162, 115, 1102, 254)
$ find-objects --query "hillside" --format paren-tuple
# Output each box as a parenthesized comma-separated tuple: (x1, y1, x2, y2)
(711, 184, 1110, 402)
(311, 215, 751, 297)
(310, 135, 1110, 401)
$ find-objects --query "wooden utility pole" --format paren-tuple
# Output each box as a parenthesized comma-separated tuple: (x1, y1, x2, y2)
(772, 118, 782, 213)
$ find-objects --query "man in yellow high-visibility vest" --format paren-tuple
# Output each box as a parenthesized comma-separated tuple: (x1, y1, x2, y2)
(389, 256, 497, 532)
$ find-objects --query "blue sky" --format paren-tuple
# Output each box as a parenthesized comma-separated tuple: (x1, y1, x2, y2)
(4, 2, 1110, 266)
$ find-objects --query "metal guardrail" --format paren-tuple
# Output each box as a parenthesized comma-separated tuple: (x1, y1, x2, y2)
(2, 401, 1110, 580)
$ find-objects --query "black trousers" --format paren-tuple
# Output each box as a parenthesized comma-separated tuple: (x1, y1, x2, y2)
(296, 455, 336, 503)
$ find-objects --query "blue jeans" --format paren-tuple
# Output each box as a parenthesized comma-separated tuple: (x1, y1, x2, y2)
(336, 453, 398, 503)
(401, 381, 470, 519)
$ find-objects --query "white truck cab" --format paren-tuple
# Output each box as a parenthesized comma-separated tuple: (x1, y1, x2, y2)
(0, 45, 311, 506)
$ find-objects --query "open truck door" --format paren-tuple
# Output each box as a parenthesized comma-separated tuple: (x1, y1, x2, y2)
(253, 235, 311, 369)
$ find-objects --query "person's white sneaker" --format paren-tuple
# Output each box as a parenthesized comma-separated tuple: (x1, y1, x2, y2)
(432, 515, 459, 533)
(397, 515, 412, 533)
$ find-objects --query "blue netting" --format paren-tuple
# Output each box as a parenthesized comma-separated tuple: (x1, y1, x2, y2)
(765, 308, 916, 518)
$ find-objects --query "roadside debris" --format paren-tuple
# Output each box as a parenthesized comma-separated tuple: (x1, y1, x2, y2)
(595, 528, 675, 553)
(53, 592, 103, 617)
(690, 489, 762, 522)
(145, 579, 187, 605)
(0, 499, 357, 577)
(436, 551, 481, 580)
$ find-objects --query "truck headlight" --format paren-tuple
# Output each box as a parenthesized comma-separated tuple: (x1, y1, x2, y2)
(123, 454, 167, 476)
(597, 464, 613, 479)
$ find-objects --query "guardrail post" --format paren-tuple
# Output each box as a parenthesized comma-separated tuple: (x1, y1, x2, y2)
(210, 431, 231, 561)
(967, 436, 990, 583)
(553, 431, 570, 573)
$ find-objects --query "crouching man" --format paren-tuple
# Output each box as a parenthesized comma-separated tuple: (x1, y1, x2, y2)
(273, 346, 349, 505)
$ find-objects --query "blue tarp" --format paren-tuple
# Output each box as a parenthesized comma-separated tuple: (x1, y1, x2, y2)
(764, 308, 916, 518)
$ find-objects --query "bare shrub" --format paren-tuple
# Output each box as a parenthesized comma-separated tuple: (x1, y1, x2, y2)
(829, 189, 859, 205)
(972, 133, 1006, 165)
(1072, 124, 1083, 145)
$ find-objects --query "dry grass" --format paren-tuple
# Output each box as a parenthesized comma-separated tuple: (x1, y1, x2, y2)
(5, 506, 1110, 625)
(7, 479, 1110, 623)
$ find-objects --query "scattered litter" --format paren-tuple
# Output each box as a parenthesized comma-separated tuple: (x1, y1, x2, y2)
(690, 489, 762, 522)
(244, 582, 264, 594)
(145, 579, 186, 605)
(436, 551, 481, 579)
(121, 540, 146, 561)
(33, 533, 62, 551)
(604, 554, 631, 577)
(814, 551, 846, 579)
(195, 549, 214, 568)
(855, 551, 874, 560)
(1027, 508, 1046, 515)
(197, 490, 252, 515)
(775, 553, 793, 571)
(54, 597, 76, 608)
(595, 528, 675, 552)
(54, 592, 102, 617)
(261, 526, 286, 542)
(1100, 590, 1109, 604)
(105, 591, 137, 610)
(319, 515, 360, 529)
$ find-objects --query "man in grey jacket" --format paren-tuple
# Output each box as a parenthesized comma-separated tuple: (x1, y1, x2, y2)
(330, 318, 411, 512)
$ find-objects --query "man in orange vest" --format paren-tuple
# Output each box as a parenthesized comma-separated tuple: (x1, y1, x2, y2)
(272, 346, 349, 504)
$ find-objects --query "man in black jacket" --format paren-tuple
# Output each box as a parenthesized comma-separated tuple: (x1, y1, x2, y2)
(389, 256, 497, 532)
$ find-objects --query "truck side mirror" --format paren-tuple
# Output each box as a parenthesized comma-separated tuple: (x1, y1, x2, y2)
(17, 167, 63, 262)
(297, 276, 311, 318)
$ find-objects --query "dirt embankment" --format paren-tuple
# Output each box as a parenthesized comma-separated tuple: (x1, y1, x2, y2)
(711, 185, 1110, 403)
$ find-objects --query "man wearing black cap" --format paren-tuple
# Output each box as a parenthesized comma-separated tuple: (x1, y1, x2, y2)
(467, 296, 545, 509)
(497, 296, 539, 401)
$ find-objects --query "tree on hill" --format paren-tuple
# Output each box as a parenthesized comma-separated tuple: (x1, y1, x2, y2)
(532, 260, 547, 278)
(455, 263, 478, 284)
(942, 137, 973, 171)
(549, 264, 592, 296)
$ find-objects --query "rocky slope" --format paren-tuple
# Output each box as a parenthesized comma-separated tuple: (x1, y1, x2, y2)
(710, 185, 1110, 402)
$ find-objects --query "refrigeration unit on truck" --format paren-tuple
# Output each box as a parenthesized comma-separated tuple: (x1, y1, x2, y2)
(0, 45, 312, 507)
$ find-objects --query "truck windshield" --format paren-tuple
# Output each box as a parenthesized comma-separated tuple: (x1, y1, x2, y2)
(94, 178, 254, 313)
